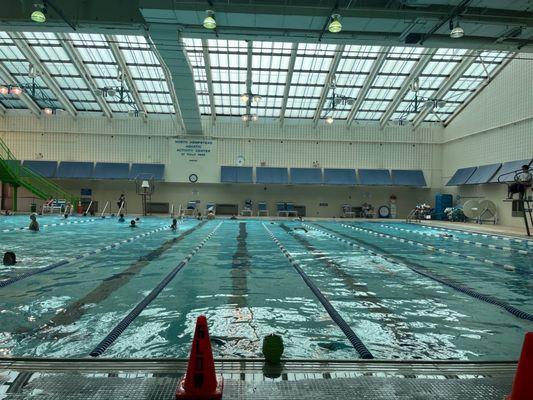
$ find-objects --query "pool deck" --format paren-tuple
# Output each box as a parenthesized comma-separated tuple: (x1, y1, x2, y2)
(0, 359, 516, 399)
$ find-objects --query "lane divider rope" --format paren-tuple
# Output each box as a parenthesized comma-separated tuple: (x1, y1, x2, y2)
(411, 223, 533, 246)
(379, 224, 530, 256)
(0, 221, 185, 289)
(90, 221, 223, 357)
(263, 223, 374, 359)
(1, 218, 98, 233)
(341, 223, 516, 272)
(306, 223, 533, 322)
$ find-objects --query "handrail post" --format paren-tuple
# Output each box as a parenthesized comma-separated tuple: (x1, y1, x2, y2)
(101, 201, 109, 218)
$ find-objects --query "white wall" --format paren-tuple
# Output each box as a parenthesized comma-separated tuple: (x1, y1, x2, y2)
(442, 58, 533, 227)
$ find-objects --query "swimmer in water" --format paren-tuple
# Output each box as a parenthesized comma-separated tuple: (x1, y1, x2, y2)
(2, 251, 16, 266)
(118, 213, 125, 223)
(29, 214, 39, 232)
(438, 233, 453, 238)
(130, 220, 137, 228)
(293, 227, 308, 233)
(170, 218, 178, 231)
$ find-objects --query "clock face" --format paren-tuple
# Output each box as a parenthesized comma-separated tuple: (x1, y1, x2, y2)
(236, 155, 245, 166)
(189, 173, 198, 183)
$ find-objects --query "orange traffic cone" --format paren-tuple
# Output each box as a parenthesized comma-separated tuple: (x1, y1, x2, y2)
(176, 315, 223, 399)
(506, 332, 532, 400)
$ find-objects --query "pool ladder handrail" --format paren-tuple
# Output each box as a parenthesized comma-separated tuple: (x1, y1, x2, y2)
(100, 201, 109, 218)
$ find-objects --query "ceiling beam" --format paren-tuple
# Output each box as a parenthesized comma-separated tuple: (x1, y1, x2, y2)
(57, 33, 113, 120)
(107, 35, 148, 121)
(312, 44, 344, 127)
(0, 63, 41, 116)
(412, 50, 478, 128)
(201, 39, 216, 124)
(245, 41, 253, 126)
(346, 46, 389, 127)
(9, 32, 77, 118)
(146, 34, 184, 128)
(279, 43, 298, 127)
(0, 102, 6, 118)
(379, 49, 437, 128)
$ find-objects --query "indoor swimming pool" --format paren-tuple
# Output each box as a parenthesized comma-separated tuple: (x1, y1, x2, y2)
(0, 216, 531, 361)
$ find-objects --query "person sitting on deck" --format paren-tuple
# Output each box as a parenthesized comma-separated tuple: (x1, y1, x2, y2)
(29, 214, 39, 232)
(508, 165, 532, 200)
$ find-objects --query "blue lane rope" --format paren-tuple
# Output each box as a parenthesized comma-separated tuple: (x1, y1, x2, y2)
(0, 221, 185, 289)
(379, 223, 530, 256)
(1, 218, 98, 233)
(412, 223, 533, 245)
(263, 223, 374, 359)
(89, 222, 223, 357)
(341, 223, 516, 272)
(308, 223, 533, 323)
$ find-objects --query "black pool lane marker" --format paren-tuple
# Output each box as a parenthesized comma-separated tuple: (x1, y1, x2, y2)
(263, 223, 374, 359)
(279, 224, 419, 355)
(89, 222, 222, 357)
(27, 221, 209, 333)
(313, 223, 533, 323)
(230, 222, 251, 308)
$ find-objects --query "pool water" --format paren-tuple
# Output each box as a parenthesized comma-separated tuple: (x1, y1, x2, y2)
(0, 216, 531, 361)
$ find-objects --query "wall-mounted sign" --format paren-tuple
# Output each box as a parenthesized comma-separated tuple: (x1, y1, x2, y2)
(167, 138, 218, 183)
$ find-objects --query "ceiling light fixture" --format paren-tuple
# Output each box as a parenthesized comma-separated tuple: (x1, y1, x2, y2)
(241, 113, 258, 122)
(328, 14, 342, 33)
(449, 18, 464, 39)
(203, 10, 217, 30)
(10, 86, 23, 95)
(240, 93, 249, 104)
(31, 2, 47, 23)
(43, 107, 53, 115)
(0, 86, 8, 95)
(325, 116, 334, 124)
(241, 114, 249, 122)
(252, 95, 261, 104)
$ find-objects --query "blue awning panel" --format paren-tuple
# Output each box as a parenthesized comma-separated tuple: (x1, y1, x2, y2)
(220, 166, 253, 183)
(256, 167, 288, 184)
(290, 168, 322, 184)
(323, 169, 357, 185)
(23, 160, 57, 178)
(445, 167, 477, 186)
(391, 170, 427, 186)
(129, 163, 165, 180)
(93, 163, 130, 179)
(490, 159, 533, 183)
(56, 162, 94, 179)
(358, 169, 392, 185)
(465, 163, 502, 184)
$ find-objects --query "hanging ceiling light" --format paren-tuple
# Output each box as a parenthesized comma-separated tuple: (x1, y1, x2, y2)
(0, 86, 8, 95)
(241, 114, 249, 122)
(450, 18, 464, 38)
(203, 10, 217, 30)
(251, 114, 258, 122)
(328, 14, 342, 33)
(240, 93, 249, 104)
(43, 107, 53, 115)
(325, 116, 334, 124)
(31, 2, 47, 23)
(10, 86, 23, 95)
(252, 95, 261, 104)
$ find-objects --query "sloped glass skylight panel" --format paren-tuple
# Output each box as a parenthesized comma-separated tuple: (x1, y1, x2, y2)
(182, 38, 211, 115)
(285, 43, 336, 119)
(208, 39, 247, 116)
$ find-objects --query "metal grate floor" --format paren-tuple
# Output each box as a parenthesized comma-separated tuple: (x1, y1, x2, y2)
(0, 359, 515, 400)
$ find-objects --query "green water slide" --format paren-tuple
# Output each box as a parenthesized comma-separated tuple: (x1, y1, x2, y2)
(0, 137, 77, 211)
